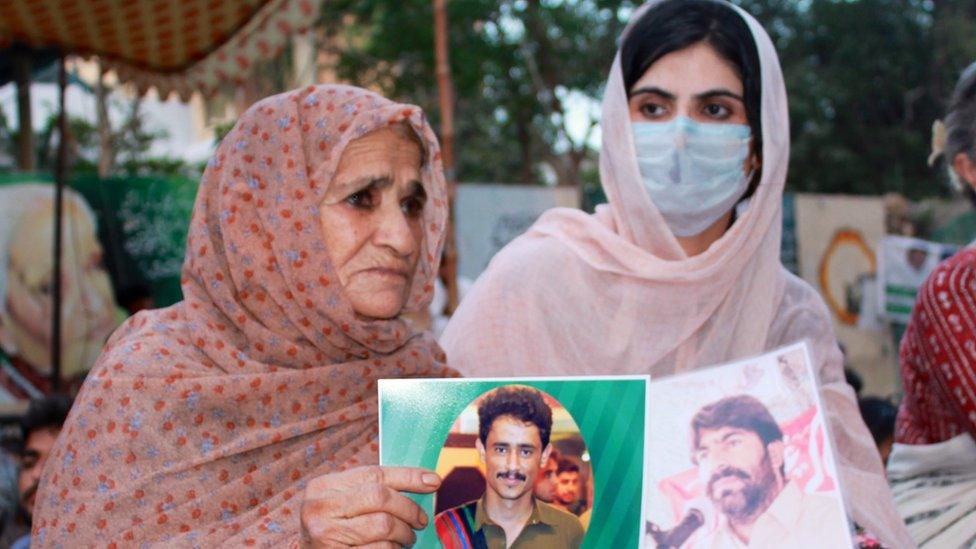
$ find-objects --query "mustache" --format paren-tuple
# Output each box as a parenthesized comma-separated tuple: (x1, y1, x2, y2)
(496, 470, 527, 481)
(707, 467, 750, 495)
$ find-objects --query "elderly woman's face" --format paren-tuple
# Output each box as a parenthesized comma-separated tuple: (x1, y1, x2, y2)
(320, 127, 426, 319)
(627, 41, 748, 126)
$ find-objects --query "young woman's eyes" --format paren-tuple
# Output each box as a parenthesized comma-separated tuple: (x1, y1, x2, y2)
(702, 102, 733, 120)
(638, 101, 668, 119)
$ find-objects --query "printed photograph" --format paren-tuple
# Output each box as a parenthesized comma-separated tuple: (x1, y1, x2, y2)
(379, 376, 648, 548)
(644, 343, 853, 549)
(433, 385, 592, 548)
(0, 184, 119, 402)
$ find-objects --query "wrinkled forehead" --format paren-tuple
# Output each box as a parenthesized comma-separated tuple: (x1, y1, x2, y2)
(326, 124, 427, 195)
(273, 85, 435, 190)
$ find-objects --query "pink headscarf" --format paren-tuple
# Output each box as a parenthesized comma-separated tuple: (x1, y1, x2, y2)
(442, 2, 912, 546)
(32, 84, 455, 546)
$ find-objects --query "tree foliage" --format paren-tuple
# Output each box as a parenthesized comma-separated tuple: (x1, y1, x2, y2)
(759, 0, 976, 197)
(318, 0, 635, 186)
(317, 0, 976, 199)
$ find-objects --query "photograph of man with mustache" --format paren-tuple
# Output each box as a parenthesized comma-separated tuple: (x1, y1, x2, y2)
(434, 386, 584, 549)
(688, 395, 849, 549)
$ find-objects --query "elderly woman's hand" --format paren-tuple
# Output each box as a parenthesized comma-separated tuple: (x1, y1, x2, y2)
(300, 465, 441, 548)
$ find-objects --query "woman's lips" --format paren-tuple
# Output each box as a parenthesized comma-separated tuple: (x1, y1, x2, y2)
(360, 267, 409, 279)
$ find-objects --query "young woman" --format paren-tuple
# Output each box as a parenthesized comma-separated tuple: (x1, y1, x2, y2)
(888, 60, 976, 548)
(442, 0, 911, 546)
(32, 85, 456, 547)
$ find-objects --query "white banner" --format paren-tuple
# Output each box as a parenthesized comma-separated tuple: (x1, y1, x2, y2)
(455, 184, 579, 280)
(877, 235, 958, 324)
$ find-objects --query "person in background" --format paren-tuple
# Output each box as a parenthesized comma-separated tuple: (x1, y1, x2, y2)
(115, 283, 155, 317)
(441, 1, 910, 545)
(553, 458, 584, 516)
(887, 59, 976, 548)
(533, 446, 561, 504)
(858, 397, 897, 466)
(0, 445, 20, 546)
(578, 473, 594, 529)
(844, 367, 864, 397)
(1, 395, 72, 549)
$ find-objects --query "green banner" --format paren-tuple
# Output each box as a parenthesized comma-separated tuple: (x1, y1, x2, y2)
(0, 172, 197, 308)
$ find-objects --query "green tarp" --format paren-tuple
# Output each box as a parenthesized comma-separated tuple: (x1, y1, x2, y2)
(0, 172, 197, 307)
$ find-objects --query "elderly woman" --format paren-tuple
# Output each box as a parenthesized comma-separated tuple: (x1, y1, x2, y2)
(887, 61, 976, 548)
(442, 0, 912, 546)
(31, 85, 455, 547)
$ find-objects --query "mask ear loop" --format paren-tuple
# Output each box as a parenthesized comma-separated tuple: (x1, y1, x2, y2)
(731, 152, 759, 224)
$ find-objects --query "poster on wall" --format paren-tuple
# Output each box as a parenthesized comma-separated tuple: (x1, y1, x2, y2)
(454, 184, 579, 280)
(792, 193, 897, 395)
(0, 183, 120, 403)
(380, 376, 648, 548)
(877, 235, 958, 324)
(644, 342, 853, 549)
(0, 173, 198, 310)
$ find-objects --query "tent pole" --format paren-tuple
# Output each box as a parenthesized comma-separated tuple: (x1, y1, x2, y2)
(51, 54, 67, 392)
(13, 47, 35, 172)
(433, 0, 459, 314)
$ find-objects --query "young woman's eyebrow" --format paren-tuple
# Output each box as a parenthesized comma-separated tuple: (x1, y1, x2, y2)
(694, 89, 745, 102)
(629, 86, 675, 100)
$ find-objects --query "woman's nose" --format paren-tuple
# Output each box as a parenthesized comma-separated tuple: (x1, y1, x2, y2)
(374, 203, 417, 257)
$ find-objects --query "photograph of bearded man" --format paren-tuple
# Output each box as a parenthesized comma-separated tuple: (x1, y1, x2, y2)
(434, 386, 584, 549)
(689, 395, 849, 549)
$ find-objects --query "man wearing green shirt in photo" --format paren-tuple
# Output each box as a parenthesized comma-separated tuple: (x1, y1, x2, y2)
(434, 386, 584, 548)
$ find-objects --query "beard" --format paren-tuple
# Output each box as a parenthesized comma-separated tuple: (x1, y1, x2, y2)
(706, 453, 779, 522)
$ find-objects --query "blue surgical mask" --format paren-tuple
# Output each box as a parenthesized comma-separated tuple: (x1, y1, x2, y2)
(632, 116, 753, 237)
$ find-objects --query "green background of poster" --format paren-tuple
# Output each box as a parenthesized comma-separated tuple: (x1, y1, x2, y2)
(0, 172, 197, 307)
(379, 377, 647, 549)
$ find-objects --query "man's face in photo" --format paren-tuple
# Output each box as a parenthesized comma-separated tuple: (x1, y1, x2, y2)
(477, 415, 550, 502)
(694, 426, 782, 522)
(533, 454, 559, 503)
(555, 470, 581, 506)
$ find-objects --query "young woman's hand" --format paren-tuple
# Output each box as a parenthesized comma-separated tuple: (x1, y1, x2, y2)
(301, 466, 441, 548)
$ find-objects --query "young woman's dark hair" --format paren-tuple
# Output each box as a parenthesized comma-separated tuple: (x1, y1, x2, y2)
(622, 0, 763, 196)
(942, 61, 976, 209)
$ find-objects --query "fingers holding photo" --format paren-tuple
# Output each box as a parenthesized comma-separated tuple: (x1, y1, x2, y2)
(301, 465, 441, 548)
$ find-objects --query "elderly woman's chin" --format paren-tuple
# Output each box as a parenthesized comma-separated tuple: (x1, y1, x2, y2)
(346, 275, 412, 319)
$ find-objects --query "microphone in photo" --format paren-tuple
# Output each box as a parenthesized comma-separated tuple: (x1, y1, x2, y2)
(646, 508, 705, 548)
